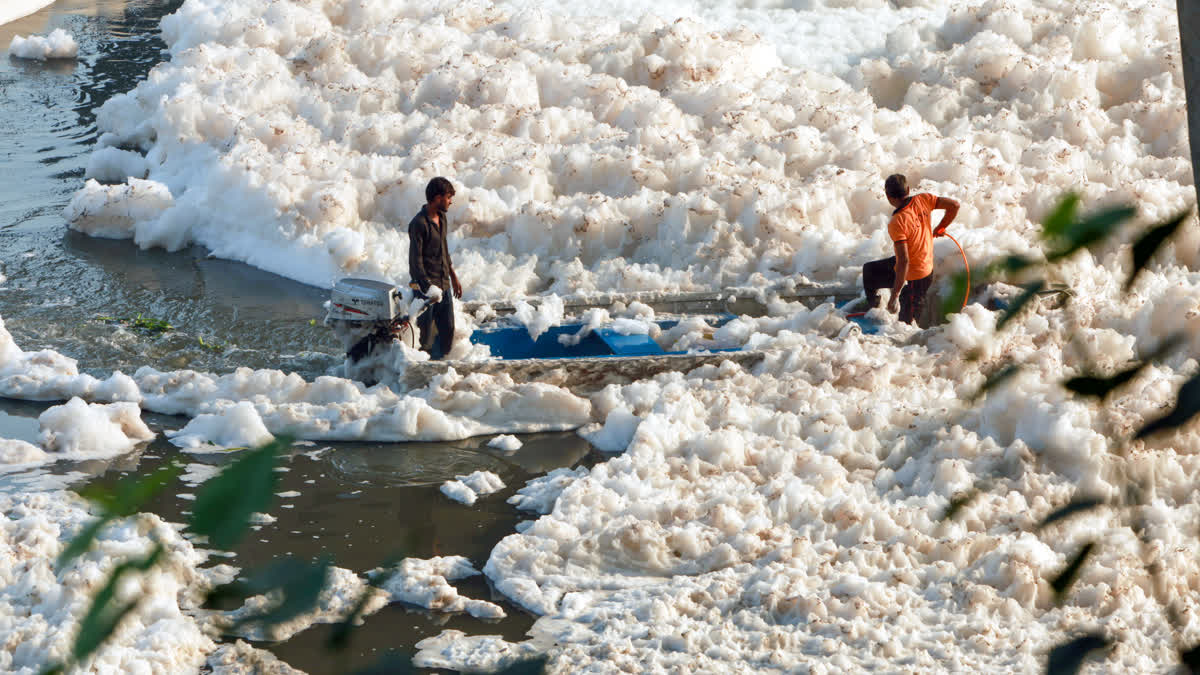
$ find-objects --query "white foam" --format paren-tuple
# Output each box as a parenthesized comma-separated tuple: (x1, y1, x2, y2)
(205, 640, 305, 675)
(0, 315, 141, 403)
(579, 407, 641, 452)
(441, 470, 506, 506)
(2, 311, 592, 447)
(85, 147, 150, 183)
(166, 400, 275, 451)
(512, 295, 565, 342)
(32, 0, 1200, 668)
(0, 438, 48, 467)
(9, 28, 78, 60)
(0, 492, 228, 674)
(380, 556, 506, 619)
(38, 398, 154, 459)
(506, 466, 589, 515)
(487, 434, 523, 452)
(414, 630, 544, 672)
(0, 1, 56, 28)
(214, 566, 389, 642)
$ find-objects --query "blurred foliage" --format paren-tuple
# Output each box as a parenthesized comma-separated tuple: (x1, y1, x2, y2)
(938, 196, 1197, 672)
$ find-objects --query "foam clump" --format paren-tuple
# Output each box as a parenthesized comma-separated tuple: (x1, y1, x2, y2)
(441, 470, 506, 506)
(379, 556, 506, 619)
(513, 295, 565, 341)
(0, 438, 48, 467)
(205, 640, 305, 675)
(414, 630, 544, 673)
(0, 492, 226, 674)
(487, 434, 522, 451)
(507, 466, 589, 515)
(479, 304, 1200, 669)
(39, 397, 154, 459)
(64, 179, 174, 243)
(0, 315, 141, 403)
(216, 566, 389, 642)
(167, 400, 275, 451)
(579, 408, 642, 452)
(85, 147, 150, 183)
(9, 29, 78, 60)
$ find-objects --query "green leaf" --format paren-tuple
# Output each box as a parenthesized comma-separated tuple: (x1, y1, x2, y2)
(1046, 205, 1137, 261)
(1040, 194, 1080, 242)
(1038, 498, 1105, 530)
(1064, 364, 1145, 401)
(1125, 210, 1191, 292)
(1180, 642, 1200, 674)
(226, 556, 331, 634)
(327, 564, 401, 651)
(56, 517, 114, 570)
(1047, 633, 1110, 675)
(73, 545, 164, 663)
(940, 271, 969, 319)
(110, 461, 183, 517)
(190, 436, 289, 550)
(1135, 372, 1200, 440)
(62, 462, 182, 569)
(940, 488, 979, 522)
(1049, 542, 1095, 603)
(996, 280, 1047, 331)
(998, 254, 1036, 275)
(971, 364, 1021, 403)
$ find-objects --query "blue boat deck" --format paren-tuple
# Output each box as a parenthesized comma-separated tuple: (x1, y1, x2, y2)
(469, 317, 733, 361)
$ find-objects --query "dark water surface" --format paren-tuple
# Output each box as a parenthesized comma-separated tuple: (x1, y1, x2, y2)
(0, 3, 595, 671)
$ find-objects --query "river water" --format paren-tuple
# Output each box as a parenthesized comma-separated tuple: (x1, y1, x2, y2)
(0, 2, 595, 670)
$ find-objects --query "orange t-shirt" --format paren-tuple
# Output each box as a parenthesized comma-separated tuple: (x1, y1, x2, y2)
(887, 192, 938, 281)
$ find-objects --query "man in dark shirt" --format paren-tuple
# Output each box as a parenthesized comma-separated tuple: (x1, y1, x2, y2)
(408, 176, 462, 359)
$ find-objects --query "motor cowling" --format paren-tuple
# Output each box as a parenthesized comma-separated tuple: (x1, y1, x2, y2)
(326, 278, 418, 361)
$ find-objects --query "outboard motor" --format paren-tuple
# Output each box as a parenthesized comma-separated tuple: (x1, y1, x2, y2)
(326, 278, 422, 361)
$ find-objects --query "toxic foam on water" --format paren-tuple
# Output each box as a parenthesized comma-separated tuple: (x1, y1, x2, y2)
(34, 0, 1200, 669)
(0, 0, 55, 27)
(8, 28, 79, 60)
(0, 492, 227, 674)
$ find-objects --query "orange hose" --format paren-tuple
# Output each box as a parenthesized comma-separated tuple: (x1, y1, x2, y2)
(944, 232, 970, 312)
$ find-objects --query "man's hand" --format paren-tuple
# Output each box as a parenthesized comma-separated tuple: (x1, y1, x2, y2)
(933, 196, 959, 237)
(451, 276, 463, 299)
(887, 294, 900, 314)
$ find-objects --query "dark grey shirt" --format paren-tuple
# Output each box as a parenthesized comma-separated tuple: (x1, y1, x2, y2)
(408, 206, 452, 293)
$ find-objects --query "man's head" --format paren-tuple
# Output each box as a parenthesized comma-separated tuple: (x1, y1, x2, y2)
(884, 173, 909, 208)
(426, 176, 455, 214)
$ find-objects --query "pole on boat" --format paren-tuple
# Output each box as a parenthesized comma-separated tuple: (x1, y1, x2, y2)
(1180, 0, 1200, 206)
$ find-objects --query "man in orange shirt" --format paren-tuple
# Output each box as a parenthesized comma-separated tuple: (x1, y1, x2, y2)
(862, 174, 960, 324)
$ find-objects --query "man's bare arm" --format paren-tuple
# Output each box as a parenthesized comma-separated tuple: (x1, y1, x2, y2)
(933, 196, 960, 236)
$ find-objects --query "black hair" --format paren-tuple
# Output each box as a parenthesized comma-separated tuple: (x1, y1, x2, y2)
(884, 174, 909, 201)
(426, 176, 455, 202)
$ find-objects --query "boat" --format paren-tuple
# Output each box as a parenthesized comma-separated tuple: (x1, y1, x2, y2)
(326, 278, 781, 391)
(399, 314, 766, 391)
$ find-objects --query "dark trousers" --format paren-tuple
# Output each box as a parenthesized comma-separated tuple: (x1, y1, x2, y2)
(863, 257, 933, 325)
(417, 292, 455, 359)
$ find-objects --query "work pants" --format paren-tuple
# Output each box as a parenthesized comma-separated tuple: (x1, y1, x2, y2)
(863, 257, 933, 325)
(417, 292, 455, 359)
